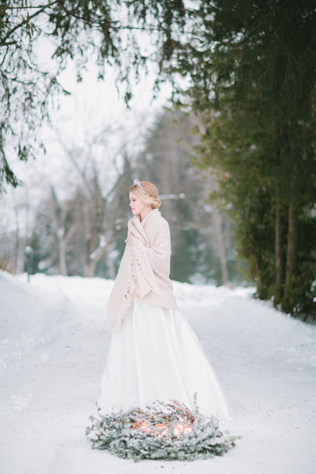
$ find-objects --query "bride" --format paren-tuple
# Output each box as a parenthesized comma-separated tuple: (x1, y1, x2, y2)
(97, 179, 243, 420)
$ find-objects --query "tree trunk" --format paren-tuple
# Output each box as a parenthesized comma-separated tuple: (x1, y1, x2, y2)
(58, 224, 77, 276)
(284, 201, 299, 308)
(58, 240, 67, 276)
(84, 208, 101, 277)
(14, 201, 20, 274)
(84, 260, 95, 278)
(275, 194, 283, 303)
(212, 208, 228, 285)
(286, 202, 298, 277)
(84, 237, 95, 277)
(84, 234, 116, 278)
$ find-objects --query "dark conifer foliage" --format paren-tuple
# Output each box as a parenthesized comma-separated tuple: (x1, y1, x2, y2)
(174, 0, 316, 317)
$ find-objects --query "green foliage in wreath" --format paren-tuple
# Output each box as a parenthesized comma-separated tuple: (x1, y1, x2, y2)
(86, 395, 241, 462)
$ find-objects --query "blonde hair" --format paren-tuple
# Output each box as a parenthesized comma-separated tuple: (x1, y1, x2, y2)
(130, 181, 161, 209)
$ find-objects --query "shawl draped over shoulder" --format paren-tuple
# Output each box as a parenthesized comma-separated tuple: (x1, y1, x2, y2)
(107, 209, 178, 331)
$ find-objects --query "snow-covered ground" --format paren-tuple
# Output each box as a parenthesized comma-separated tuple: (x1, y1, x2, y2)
(0, 272, 315, 474)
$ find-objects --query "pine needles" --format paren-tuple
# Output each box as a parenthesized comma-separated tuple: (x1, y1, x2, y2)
(86, 396, 241, 462)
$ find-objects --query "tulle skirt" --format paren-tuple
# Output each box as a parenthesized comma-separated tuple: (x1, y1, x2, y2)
(97, 300, 244, 420)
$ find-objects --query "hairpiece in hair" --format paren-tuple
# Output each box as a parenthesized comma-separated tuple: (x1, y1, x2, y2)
(132, 178, 146, 195)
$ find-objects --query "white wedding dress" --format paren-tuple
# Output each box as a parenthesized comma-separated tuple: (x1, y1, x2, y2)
(97, 300, 244, 420)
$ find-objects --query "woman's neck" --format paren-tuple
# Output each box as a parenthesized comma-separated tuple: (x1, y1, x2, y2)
(139, 206, 153, 222)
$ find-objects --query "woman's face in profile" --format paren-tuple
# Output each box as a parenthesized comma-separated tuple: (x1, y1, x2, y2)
(129, 191, 146, 216)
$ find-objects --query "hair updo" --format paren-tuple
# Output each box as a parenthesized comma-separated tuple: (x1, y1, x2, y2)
(130, 181, 161, 209)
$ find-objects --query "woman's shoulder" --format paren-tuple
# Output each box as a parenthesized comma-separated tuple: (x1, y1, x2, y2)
(158, 214, 170, 229)
(147, 209, 169, 227)
(148, 213, 170, 239)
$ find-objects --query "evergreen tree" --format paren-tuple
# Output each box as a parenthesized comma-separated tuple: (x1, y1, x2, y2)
(175, 0, 316, 317)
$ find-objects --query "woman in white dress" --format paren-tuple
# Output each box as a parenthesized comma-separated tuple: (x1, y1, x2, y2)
(97, 180, 242, 421)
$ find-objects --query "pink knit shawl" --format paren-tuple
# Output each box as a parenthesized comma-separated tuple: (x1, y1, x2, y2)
(107, 209, 178, 331)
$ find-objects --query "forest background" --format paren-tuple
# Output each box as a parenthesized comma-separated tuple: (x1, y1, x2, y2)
(1, 0, 316, 321)
(1, 109, 240, 287)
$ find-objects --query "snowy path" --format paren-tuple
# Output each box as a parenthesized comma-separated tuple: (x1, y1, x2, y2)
(0, 273, 315, 474)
